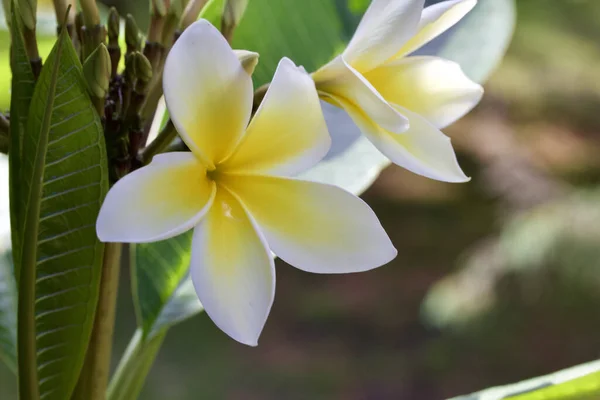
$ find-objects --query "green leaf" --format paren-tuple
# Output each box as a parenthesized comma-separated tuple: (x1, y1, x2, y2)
(132, 233, 202, 339)
(8, 0, 36, 283)
(107, 329, 166, 400)
(451, 359, 600, 400)
(17, 26, 108, 400)
(0, 248, 16, 373)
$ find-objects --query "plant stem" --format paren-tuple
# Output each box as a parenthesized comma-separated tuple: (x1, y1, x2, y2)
(107, 329, 166, 400)
(253, 82, 269, 110)
(140, 120, 176, 165)
(0, 133, 7, 154)
(72, 242, 123, 400)
(22, 27, 41, 78)
(0, 115, 8, 154)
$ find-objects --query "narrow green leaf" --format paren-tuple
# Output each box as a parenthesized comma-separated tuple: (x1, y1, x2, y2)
(0, 249, 16, 373)
(451, 359, 600, 400)
(8, 0, 36, 283)
(18, 26, 109, 400)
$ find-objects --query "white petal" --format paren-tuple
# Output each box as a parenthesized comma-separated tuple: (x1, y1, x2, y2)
(221, 58, 330, 176)
(220, 174, 397, 273)
(338, 99, 469, 182)
(163, 19, 253, 167)
(314, 56, 408, 134)
(190, 188, 274, 346)
(343, 0, 425, 72)
(96, 153, 216, 243)
(396, 0, 477, 58)
(365, 56, 483, 128)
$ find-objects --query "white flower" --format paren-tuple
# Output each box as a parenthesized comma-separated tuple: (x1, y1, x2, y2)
(96, 20, 397, 346)
(313, 0, 483, 182)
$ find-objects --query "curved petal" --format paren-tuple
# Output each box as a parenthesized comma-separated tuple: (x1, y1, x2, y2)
(314, 56, 408, 134)
(190, 188, 274, 346)
(220, 174, 397, 273)
(221, 58, 330, 176)
(337, 99, 469, 182)
(342, 0, 424, 72)
(365, 56, 483, 128)
(97, 153, 216, 243)
(395, 0, 477, 58)
(163, 19, 253, 168)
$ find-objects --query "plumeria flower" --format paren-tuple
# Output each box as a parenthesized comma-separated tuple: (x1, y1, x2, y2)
(96, 20, 397, 346)
(312, 0, 483, 182)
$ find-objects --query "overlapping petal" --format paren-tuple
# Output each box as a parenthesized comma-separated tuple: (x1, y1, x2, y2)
(163, 20, 253, 167)
(364, 56, 483, 128)
(343, 0, 425, 72)
(220, 174, 397, 273)
(221, 58, 330, 176)
(394, 0, 477, 59)
(329, 94, 468, 182)
(96, 153, 216, 243)
(314, 56, 408, 134)
(190, 188, 275, 346)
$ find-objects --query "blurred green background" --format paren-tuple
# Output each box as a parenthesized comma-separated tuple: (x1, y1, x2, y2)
(3, 0, 600, 399)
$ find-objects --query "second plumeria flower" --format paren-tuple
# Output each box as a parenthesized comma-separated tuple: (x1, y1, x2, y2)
(313, 0, 483, 182)
(96, 20, 397, 346)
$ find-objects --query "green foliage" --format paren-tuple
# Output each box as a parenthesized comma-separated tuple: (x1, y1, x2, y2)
(16, 26, 109, 399)
(0, 250, 16, 373)
(132, 234, 202, 339)
(451, 359, 600, 400)
(8, 2, 35, 282)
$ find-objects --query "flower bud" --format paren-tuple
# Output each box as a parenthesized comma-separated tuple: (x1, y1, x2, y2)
(222, 0, 248, 36)
(126, 14, 141, 51)
(18, 0, 37, 30)
(2, 0, 10, 28)
(79, 0, 100, 26)
(151, 0, 168, 17)
(107, 7, 120, 43)
(234, 50, 259, 76)
(83, 43, 111, 99)
(133, 52, 153, 86)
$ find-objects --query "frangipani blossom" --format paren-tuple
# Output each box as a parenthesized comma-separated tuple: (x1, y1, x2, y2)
(96, 20, 397, 346)
(313, 0, 484, 182)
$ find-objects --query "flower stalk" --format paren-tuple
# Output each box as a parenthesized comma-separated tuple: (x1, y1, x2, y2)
(107, 7, 121, 78)
(18, 0, 41, 77)
(140, 119, 177, 165)
(78, 0, 104, 59)
(0, 114, 8, 154)
(52, 0, 75, 37)
(72, 243, 123, 400)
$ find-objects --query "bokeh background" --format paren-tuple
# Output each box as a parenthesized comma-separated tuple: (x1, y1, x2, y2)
(2, 0, 600, 399)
